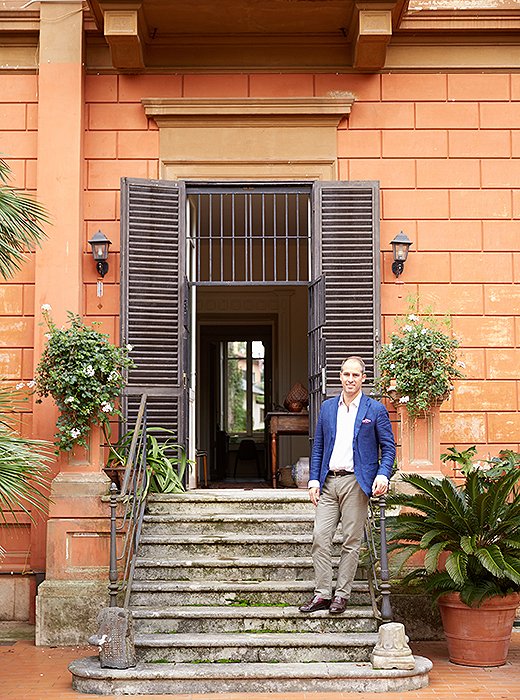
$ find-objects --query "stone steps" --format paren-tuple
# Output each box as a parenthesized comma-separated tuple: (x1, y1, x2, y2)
(128, 579, 372, 607)
(146, 490, 313, 514)
(138, 532, 341, 558)
(70, 657, 433, 695)
(69, 488, 430, 694)
(133, 555, 337, 581)
(142, 512, 315, 535)
(131, 605, 378, 634)
(135, 631, 379, 664)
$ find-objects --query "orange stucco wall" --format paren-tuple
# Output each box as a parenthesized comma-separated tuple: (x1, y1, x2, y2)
(1, 70, 519, 579)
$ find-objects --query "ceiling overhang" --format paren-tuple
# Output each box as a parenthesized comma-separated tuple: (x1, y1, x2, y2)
(87, 0, 406, 72)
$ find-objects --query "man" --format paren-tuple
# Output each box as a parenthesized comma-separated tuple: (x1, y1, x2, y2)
(300, 356, 396, 615)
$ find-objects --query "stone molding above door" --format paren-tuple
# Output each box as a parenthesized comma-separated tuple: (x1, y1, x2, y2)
(142, 96, 355, 181)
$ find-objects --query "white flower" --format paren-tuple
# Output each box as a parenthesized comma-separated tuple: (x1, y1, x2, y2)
(101, 402, 112, 413)
(126, 344, 133, 352)
(388, 343, 393, 350)
(390, 363, 395, 369)
(15, 382, 25, 390)
(108, 370, 119, 382)
(27, 380, 36, 388)
(44, 333, 52, 340)
(83, 365, 95, 377)
(41, 303, 52, 312)
(403, 325, 413, 332)
(64, 396, 75, 405)
(70, 428, 81, 438)
(414, 333, 418, 338)
(421, 328, 428, 335)
(408, 314, 418, 321)
(399, 396, 410, 404)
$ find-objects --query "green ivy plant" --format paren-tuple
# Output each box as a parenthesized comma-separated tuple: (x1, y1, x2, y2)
(376, 303, 464, 419)
(34, 306, 134, 453)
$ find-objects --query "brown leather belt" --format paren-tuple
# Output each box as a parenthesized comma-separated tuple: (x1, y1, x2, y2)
(327, 470, 353, 477)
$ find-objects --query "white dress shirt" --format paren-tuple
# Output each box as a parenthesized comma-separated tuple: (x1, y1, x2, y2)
(307, 391, 361, 489)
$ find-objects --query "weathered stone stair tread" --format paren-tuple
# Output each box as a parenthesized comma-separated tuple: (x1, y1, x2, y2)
(135, 556, 333, 568)
(132, 605, 374, 619)
(140, 533, 331, 544)
(131, 580, 368, 592)
(70, 657, 433, 694)
(148, 490, 310, 502)
(136, 632, 379, 647)
(143, 513, 314, 522)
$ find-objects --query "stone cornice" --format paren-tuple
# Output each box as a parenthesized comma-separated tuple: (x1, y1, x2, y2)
(142, 97, 355, 128)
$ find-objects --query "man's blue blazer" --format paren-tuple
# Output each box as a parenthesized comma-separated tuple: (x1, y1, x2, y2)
(309, 392, 396, 496)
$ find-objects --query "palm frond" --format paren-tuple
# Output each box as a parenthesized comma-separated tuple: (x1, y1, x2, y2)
(0, 428, 52, 522)
(424, 541, 449, 573)
(445, 551, 468, 586)
(0, 158, 49, 279)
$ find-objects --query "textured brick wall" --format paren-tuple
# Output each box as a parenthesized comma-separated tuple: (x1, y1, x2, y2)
(0, 74, 38, 439)
(81, 71, 520, 460)
(3, 71, 519, 463)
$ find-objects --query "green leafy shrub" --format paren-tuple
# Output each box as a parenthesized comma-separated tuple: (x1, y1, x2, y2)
(376, 304, 463, 419)
(34, 307, 134, 452)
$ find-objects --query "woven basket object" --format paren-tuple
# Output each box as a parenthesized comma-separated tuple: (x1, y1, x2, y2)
(283, 382, 308, 412)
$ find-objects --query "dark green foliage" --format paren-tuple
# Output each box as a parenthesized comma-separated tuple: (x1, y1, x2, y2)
(0, 158, 48, 279)
(387, 451, 520, 607)
(107, 426, 190, 494)
(35, 309, 134, 452)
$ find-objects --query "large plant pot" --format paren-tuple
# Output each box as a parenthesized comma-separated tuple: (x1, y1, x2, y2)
(438, 592, 520, 667)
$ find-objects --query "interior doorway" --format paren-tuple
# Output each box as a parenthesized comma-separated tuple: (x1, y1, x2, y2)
(187, 182, 312, 488)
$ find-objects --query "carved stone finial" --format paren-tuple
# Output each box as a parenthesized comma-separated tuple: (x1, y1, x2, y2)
(88, 607, 136, 669)
(371, 622, 416, 670)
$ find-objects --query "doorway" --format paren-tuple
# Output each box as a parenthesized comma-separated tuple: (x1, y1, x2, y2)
(121, 178, 379, 489)
(187, 183, 312, 487)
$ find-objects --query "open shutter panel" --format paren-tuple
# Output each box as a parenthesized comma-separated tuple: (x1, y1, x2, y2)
(121, 178, 187, 443)
(312, 181, 380, 396)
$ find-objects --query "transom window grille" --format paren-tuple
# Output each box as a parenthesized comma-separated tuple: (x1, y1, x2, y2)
(187, 185, 311, 284)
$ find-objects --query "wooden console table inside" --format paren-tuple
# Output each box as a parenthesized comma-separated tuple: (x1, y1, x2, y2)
(265, 411, 309, 488)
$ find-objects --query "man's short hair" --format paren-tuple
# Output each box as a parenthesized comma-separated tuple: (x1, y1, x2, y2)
(340, 356, 366, 373)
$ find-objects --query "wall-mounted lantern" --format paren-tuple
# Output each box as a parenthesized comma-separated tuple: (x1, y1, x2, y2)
(390, 231, 412, 278)
(88, 230, 112, 278)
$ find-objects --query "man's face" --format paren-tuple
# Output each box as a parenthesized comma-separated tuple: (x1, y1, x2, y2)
(339, 359, 365, 399)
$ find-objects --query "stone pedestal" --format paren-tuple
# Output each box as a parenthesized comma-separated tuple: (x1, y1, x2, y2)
(398, 405, 443, 478)
(371, 622, 416, 670)
(36, 426, 113, 645)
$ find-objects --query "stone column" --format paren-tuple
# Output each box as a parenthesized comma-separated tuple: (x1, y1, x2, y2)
(33, 2, 111, 645)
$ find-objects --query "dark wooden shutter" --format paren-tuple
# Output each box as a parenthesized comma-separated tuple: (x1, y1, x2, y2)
(121, 178, 187, 444)
(308, 275, 325, 439)
(311, 181, 380, 398)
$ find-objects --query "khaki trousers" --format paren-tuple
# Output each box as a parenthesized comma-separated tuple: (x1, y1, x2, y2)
(311, 473, 369, 599)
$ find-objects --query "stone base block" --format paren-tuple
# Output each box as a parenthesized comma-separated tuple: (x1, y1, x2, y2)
(390, 592, 444, 640)
(69, 657, 433, 694)
(36, 580, 112, 646)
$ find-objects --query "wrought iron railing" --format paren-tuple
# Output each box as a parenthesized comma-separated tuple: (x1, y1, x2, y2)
(364, 495, 392, 622)
(108, 394, 149, 608)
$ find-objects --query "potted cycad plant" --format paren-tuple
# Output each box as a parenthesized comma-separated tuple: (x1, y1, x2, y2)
(387, 448, 520, 667)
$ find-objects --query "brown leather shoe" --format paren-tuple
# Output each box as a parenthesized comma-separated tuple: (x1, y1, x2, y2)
(299, 595, 331, 613)
(329, 595, 348, 614)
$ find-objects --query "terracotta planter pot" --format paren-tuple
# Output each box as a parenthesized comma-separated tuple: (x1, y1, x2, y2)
(438, 591, 520, 667)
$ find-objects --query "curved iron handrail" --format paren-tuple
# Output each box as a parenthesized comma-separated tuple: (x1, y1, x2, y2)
(108, 394, 149, 608)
